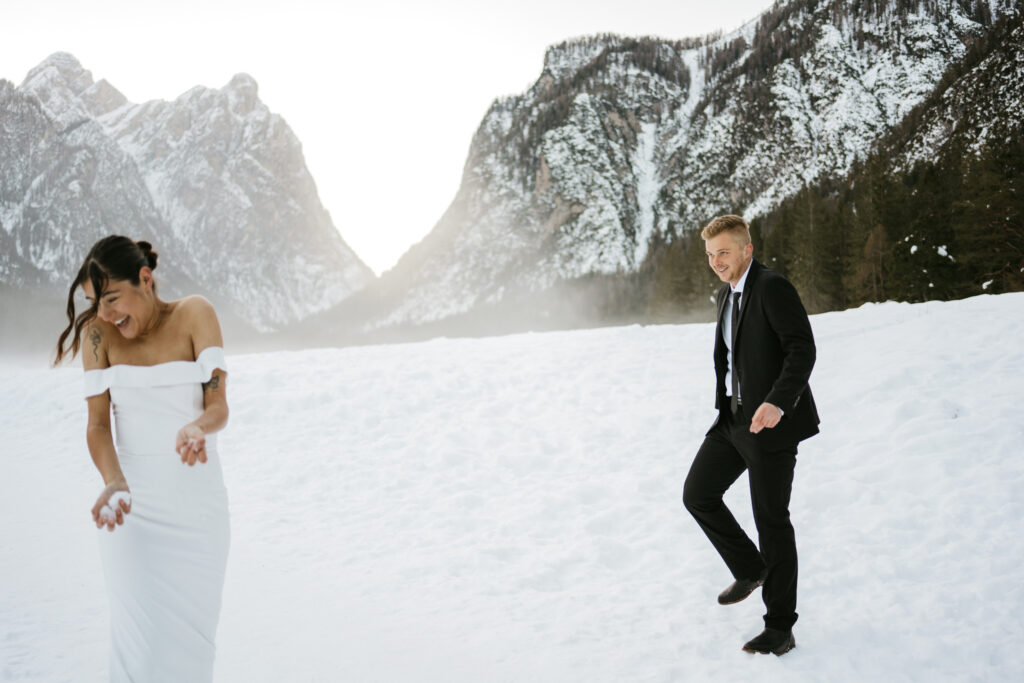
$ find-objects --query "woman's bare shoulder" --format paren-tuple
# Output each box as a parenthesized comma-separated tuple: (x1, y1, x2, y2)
(82, 319, 116, 370)
(171, 295, 223, 351)
(173, 295, 217, 315)
(168, 295, 220, 327)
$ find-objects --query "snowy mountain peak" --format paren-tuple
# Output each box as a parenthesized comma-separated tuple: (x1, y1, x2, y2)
(542, 36, 620, 80)
(0, 54, 374, 339)
(21, 52, 94, 95)
(225, 73, 259, 115)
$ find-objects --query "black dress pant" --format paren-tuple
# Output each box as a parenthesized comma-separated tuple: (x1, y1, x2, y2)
(683, 404, 798, 630)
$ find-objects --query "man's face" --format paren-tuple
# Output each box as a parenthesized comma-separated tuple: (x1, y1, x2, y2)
(705, 232, 753, 287)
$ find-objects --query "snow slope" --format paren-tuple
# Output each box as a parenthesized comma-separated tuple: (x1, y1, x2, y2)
(2, 292, 1023, 681)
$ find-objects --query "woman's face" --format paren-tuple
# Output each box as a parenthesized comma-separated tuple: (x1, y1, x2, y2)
(81, 271, 153, 339)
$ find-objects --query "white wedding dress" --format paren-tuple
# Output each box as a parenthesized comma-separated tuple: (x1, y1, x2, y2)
(84, 346, 230, 683)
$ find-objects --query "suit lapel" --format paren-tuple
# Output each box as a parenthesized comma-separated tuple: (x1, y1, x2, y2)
(734, 260, 760, 337)
(716, 284, 730, 332)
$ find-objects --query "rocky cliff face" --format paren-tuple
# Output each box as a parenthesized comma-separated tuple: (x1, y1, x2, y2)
(890, 3, 1024, 167)
(363, 0, 1014, 330)
(0, 53, 372, 333)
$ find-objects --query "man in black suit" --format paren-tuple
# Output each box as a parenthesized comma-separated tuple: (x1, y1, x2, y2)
(682, 215, 819, 656)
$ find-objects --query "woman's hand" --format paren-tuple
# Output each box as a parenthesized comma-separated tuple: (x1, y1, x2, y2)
(92, 480, 132, 531)
(176, 423, 207, 466)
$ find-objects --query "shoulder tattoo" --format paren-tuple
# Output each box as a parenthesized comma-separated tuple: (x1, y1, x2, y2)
(89, 326, 102, 361)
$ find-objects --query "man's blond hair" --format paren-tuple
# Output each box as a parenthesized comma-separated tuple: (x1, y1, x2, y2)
(701, 215, 751, 245)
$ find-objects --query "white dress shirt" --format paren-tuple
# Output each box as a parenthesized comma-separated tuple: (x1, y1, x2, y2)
(723, 261, 752, 402)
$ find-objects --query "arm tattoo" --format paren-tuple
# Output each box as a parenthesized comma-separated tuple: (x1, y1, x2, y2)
(202, 375, 221, 392)
(89, 326, 102, 361)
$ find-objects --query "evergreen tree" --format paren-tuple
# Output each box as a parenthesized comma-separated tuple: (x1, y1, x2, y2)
(953, 137, 1024, 293)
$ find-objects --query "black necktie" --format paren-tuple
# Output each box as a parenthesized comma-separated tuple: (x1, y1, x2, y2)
(731, 291, 741, 413)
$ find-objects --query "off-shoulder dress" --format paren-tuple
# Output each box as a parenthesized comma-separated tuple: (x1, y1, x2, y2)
(83, 346, 230, 683)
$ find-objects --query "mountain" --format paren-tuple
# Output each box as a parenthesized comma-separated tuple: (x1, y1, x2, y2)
(0, 53, 373, 345)
(742, 3, 1024, 313)
(889, 1, 1024, 169)
(339, 0, 1017, 335)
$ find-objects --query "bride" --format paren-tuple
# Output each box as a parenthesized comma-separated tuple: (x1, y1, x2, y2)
(55, 235, 230, 682)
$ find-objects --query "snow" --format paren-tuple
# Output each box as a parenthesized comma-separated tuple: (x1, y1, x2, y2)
(3, 292, 1024, 681)
(679, 47, 706, 118)
(543, 39, 614, 80)
(96, 492, 131, 524)
(632, 122, 661, 265)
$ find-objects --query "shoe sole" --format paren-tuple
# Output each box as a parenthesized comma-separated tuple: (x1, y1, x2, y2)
(742, 638, 796, 656)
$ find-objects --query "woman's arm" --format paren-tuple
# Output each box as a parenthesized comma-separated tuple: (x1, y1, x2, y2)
(86, 393, 123, 484)
(176, 297, 229, 466)
(83, 323, 131, 530)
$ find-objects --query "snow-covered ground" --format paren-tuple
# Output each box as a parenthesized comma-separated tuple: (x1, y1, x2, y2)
(3, 293, 1023, 682)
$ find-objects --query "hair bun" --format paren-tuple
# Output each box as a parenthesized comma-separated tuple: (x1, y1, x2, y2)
(136, 240, 158, 270)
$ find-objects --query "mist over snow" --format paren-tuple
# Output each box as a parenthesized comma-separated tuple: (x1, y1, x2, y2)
(2, 293, 1023, 681)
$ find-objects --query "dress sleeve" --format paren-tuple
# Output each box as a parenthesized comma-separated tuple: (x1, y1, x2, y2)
(195, 347, 228, 382)
(83, 369, 110, 399)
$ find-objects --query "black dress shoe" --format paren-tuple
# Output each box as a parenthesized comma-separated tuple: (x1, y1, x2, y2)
(742, 627, 796, 656)
(717, 568, 767, 605)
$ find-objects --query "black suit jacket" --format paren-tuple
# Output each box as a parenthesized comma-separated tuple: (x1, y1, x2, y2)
(712, 259, 820, 450)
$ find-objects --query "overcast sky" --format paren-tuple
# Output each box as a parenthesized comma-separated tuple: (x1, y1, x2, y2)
(4, 0, 776, 274)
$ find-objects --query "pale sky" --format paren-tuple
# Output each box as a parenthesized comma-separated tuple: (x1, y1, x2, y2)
(3, 0, 775, 274)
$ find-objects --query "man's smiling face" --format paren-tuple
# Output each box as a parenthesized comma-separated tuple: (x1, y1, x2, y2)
(705, 232, 753, 288)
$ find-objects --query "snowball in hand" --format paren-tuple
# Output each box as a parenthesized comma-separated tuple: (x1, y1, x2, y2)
(98, 491, 132, 523)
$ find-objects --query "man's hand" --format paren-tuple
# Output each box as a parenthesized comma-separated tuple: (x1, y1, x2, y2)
(749, 402, 783, 434)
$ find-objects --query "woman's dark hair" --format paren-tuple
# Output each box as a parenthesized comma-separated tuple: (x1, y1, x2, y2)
(54, 236, 159, 365)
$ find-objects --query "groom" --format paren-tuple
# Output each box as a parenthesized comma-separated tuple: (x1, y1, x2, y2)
(682, 215, 819, 656)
